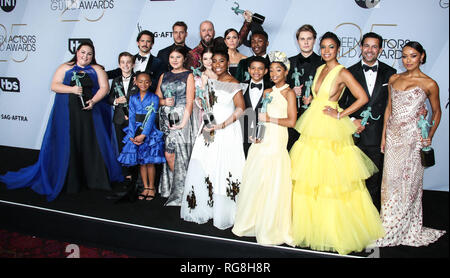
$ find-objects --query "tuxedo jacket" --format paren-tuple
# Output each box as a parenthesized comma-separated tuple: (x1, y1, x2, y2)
(107, 54, 164, 93)
(240, 79, 271, 144)
(108, 74, 138, 126)
(234, 55, 273, 88)
(339, 60, 396, 147)
(157, 43, 192, 73)
(287, 52, 324, 116)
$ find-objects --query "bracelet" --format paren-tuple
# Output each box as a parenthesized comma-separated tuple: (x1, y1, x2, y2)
(337, 112, 340, 120)
(221, 122, 226, 129)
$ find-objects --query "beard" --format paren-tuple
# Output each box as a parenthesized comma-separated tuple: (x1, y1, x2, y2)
(201, 37, 213, 47)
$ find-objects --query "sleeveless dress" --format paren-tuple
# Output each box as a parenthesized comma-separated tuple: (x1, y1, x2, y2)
(0, 65, 124, 201)
(180, 80, 245, 230)
(117, 92, 165, 166)
(232, 84, 294, 246)
(289, 64, 385, 255)
(376, 86, 445, 247)
(158, 70, 198, 206)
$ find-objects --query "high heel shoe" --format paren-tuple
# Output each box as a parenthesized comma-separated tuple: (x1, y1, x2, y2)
(145, 188, 156, 201)
(138, 187, 151, 201)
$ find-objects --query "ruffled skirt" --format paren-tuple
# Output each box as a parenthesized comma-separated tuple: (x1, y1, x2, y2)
(289, 99, 384, 255)
(117, 126, 166, 166)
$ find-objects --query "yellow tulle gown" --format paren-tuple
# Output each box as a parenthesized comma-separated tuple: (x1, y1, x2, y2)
(232, 84, 293, 246)
(289, 64, 385, 255)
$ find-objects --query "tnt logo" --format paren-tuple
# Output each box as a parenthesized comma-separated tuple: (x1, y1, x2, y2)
(1, 0, 16, 12)
(68, 38, 93, 54)
(0, 77, 20, 92)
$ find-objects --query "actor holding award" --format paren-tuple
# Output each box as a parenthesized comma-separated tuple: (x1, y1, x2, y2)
(0, 42, 124, 201)
(155, 46, 196, 206)
(339, 32, 396, 211)
(287, 24, 324, 150)
(240, 56, 270, 157)
(376, 41, 445, 247)
(233, 51, 296, 246)
(180, 42, 246, 230)
(289, 32, 384, 255)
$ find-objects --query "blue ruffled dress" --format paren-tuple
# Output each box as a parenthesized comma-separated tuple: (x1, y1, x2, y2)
(117, 91, 166, 166)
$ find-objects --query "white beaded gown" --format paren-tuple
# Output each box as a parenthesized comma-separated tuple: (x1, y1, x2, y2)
(376, 86, 445, 247)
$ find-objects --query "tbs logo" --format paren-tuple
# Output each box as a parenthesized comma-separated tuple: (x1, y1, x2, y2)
(68, 38, 93, 54)
(0, 77, 20, 93)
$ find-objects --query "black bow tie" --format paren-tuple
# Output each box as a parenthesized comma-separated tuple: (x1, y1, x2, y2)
(136, 54, 147, 63)
(363, 64, 378, 72)
(250, 82, 263, 90)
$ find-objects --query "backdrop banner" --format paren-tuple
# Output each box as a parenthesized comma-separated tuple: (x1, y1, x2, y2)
(0, 0, 448, 191)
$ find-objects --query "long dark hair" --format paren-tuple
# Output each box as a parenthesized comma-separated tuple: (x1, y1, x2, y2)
(404, 41, 427, 64)
(200, 46, 214, 71)
(67, 42, 104, 69)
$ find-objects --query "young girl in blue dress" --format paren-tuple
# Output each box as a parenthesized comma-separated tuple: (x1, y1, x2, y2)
(118, 72, 166, 200)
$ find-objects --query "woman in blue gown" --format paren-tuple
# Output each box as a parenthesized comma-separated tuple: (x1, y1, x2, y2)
(0, 42, 123, 201)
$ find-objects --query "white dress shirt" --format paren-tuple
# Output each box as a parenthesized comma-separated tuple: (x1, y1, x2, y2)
(362, 60, 379, 97)
(122, 75, 131, 95)
(134, 52, 150, 73)
(249, 80, 264, 109)
(113, 75, 132, 106)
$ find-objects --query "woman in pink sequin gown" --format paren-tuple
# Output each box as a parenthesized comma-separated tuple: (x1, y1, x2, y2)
(377, 41, 445, 247)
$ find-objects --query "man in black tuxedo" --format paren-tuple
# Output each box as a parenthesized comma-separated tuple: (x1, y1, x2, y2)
(286, 24, 324, 151)
(339, 32, 396, 211)
(235, 30, 272, 88)
(107, 30, 164, 93)
(157, 21, 192, 72)
(239, 56, 270, 157)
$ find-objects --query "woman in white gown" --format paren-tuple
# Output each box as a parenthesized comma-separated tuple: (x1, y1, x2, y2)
(180, 43, 246, 230)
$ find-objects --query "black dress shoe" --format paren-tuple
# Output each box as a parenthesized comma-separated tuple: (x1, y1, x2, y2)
(114, 181, 138, 204)
(105, 191, 127, 200)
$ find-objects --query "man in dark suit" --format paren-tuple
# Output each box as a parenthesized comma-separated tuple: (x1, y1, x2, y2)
(157, 21, 191, 72)
(107, 30, 164, 93)
(239, 56, 270, 157)
(185, 15, 253, 70)
(339, 32, 396, 211)
(234, 30, 272, 88)
(286, 24, 324, 151)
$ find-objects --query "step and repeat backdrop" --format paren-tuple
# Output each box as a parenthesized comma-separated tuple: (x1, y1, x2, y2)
(0, 0, 448, 191)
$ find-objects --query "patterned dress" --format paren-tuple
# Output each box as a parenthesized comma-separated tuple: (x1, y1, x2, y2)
(180, 80, 245, 230)
(158, 70, 198, 206)
(376, 86, 446, 247)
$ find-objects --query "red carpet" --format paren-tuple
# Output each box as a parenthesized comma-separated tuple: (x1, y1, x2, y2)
(0, 229, 132, 258)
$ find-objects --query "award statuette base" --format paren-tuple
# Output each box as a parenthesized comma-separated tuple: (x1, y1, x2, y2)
(78, 94, 92, 109)
(134, 127, 143, 137)
(203, 112, 216, 128)
(253, 123, 266, 142)
(252, 13, 265, 25)
(420, 147, 435, 167)
(168, 112, 180, 128)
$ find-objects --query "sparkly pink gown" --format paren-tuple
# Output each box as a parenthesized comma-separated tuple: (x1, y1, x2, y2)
(376, 86, 445, 247)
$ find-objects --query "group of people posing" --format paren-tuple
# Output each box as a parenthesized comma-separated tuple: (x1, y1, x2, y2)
(0, 13, 445, 255)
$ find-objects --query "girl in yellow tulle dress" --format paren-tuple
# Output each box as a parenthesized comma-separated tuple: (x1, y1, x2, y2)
(289, 32, 385, 255)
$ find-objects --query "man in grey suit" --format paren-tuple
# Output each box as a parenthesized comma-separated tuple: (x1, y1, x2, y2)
(339, 32, 396, 211)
